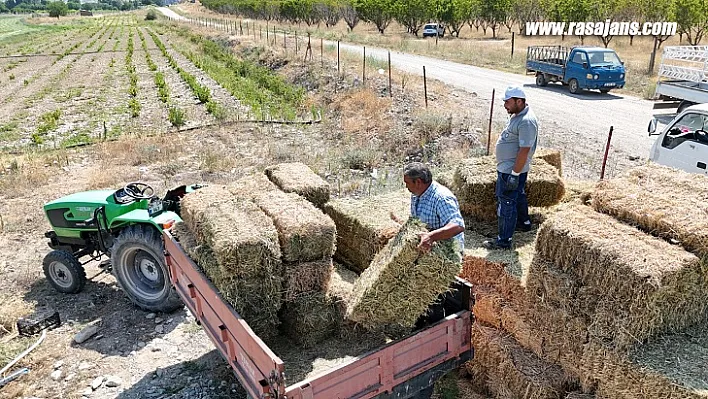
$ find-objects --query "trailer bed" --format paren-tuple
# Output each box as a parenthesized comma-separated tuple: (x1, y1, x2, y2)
(163, 229, 473, 399)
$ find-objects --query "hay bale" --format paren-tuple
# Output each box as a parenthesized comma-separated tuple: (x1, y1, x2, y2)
(526, 160, 566, 207)
(535, 204, 707, 350)
(323, 189, 410, 273)
(283, 260, 333, 301)
(453, 156, 565, 217)
(471, 323, 578, 399)
(170, 222, 283, 342)
(566, 393, 595, 399)
(461, 224, 538, 303)
(535, 148, 563, 176)
(227, 172, 280, 198)
(251, 189, 336, 263)
(265, 162, 331, 207)
(592, 163, 708, 258)
(472, 286, 504, 328)
(180, 184, 283, 278)
(346, 218, 462, 329)
(561, 180, 596, 204)
(279, 291, 343, 347)
(584, 322, 708, 399)
(500, 306, 544, 358)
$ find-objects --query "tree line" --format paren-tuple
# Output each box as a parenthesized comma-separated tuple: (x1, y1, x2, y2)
(197, 0, 708, 46)
(1, 0, 163, 13)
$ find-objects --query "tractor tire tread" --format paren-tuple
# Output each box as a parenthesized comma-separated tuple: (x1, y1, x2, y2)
(43, 250, 86, 293)
(112, 225, 183, 313)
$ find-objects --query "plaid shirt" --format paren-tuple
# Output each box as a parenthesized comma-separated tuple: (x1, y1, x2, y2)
(410, 181, 465, 252)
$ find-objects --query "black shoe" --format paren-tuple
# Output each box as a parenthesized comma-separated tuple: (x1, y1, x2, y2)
(516, 221, 533, 232)
(482, 240, 511, 250)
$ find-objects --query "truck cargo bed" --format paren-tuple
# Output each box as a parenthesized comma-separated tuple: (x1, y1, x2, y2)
(163, 230, 473, 399)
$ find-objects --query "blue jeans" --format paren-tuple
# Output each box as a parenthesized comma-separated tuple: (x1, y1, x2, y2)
(495, 171, 530, 247)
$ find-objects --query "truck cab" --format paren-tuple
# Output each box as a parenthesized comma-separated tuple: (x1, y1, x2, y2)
(526, 46, 626, 94)
(422, 23, 444, 38)
(648, 103, 708, 175)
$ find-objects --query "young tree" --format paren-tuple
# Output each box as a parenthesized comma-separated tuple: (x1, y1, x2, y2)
(588, 0, 620, 47)
(342, 1, 360, 31)
(480, 0, 511, 38)
(675, 0, 708, 45)
(47, 0, 68, 17)
(392, 0, 430, 36)
(353, 0, 393, 34)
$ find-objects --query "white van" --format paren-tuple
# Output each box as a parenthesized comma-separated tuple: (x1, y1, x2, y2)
(422, 23, 445, 38)
(648, 103, 708, 175)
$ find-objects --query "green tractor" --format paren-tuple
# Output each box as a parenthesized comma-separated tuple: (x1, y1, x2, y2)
(42, 182, 203, 313)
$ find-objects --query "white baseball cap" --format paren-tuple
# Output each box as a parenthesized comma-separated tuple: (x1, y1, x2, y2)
(503, 86, 526, 101)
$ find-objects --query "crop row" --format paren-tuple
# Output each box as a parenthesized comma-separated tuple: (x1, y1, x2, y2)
(147, 29, 224, 118)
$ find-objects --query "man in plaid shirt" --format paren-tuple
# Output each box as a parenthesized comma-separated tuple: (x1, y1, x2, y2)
(400, 162, 465, 254)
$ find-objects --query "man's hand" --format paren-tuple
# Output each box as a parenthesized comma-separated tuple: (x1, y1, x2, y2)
(417, 232, 434, 253)
(390, 211, 402, 225)
(505, 174, 519, 192)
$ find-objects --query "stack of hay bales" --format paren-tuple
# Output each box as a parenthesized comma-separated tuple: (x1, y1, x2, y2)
(323, 189, 411, 273)
(178, 184, 284, 343)
(265, 162, 331, 208)
(458, 164, 708, 399)
(452, 153, 565, 221)
(229, 172, 340, 347)
(346, 218, 463, 329)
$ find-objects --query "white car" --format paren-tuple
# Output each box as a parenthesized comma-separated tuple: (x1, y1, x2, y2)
(422, 23, 444, 38)
(648, 103, 708, 175)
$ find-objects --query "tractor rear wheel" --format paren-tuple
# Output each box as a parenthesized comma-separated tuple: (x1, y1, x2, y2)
(43, 250, 86, 293)
(111, 225, 183, 313)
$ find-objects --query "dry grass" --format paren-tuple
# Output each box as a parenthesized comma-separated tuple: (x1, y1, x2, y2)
(535, 204, 707, 350)
(331, 88, 394, 141)
(592, 163, 708, 258)
(346, 217, 462, 329)
(323, 188, 410, 273)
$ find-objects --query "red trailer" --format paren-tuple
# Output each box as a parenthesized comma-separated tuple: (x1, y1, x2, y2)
(163, 229, 474, 399)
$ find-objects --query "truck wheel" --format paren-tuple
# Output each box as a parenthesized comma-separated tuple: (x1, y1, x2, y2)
(569, 79, 580, 94)
(112, 225, 183, 313)
(536, 74, 548, 87)
(43, 250, 86, 293)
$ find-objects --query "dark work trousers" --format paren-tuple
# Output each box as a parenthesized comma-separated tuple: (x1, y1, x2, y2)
(495, 171, 530, 247)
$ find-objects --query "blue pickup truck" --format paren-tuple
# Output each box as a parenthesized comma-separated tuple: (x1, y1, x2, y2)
(526, 45, 626, 94)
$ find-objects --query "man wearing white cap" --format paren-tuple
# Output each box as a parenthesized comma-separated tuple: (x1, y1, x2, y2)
(483, 86, 538, 250)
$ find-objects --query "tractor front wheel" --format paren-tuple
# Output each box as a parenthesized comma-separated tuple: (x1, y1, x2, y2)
(43, 250, 86, 293)
(111, 225, 183, 313)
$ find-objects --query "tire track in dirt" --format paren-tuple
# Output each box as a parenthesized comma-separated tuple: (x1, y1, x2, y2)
(140, 27, 213, 130)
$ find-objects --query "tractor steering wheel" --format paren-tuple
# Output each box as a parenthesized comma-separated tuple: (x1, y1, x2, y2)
(123, 182, 155, 200)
